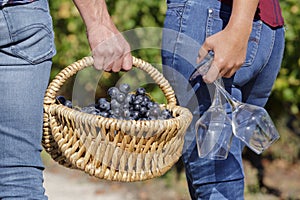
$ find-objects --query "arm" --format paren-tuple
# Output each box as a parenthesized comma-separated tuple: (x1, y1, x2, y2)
(198, 0, 259, 83)
(72, 0, 132, 72)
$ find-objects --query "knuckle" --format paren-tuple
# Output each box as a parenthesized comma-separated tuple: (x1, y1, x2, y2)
(214, 58, 225, 69)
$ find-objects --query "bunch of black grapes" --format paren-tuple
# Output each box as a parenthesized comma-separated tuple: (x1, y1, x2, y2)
(56, 83, 173, 120)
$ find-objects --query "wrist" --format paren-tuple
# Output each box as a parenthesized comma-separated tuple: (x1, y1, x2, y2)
(73, 0, 114, 32)
(226, 19, 252, 40)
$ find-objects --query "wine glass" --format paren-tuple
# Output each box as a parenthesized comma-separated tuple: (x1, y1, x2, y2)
(195, 84, 233, 160)
(190, 51, 280, 154)
(214, 81, 280, 154)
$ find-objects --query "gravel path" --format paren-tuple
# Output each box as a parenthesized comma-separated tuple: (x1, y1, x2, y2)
(43, 158, 190, 200)
(43, 154, 300, 200)
(44, 166, 130, 200)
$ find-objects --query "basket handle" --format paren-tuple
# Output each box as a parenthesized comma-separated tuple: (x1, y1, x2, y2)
(44, 56, 177, 106)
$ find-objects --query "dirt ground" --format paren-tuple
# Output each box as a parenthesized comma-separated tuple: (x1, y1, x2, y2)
(42, 153, 300, 200)
(43, 156, 190, 200)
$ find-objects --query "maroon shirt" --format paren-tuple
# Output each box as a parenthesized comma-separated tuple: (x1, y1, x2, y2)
(220, 0, 284, 28)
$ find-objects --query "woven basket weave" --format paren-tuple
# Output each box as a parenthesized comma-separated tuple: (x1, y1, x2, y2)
(42, 56, 192, 182)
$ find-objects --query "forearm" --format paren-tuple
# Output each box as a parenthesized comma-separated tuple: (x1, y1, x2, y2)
(72, 0, 119, 49)
(72, 0, 109, 31)
(226, 0, 259, 39)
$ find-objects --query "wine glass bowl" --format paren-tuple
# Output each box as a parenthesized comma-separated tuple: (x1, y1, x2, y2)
(195, 86, 233, 160)
(214, 80, 280, 154)
(195, 113, 233, 160)
(231, 103, 280, 154)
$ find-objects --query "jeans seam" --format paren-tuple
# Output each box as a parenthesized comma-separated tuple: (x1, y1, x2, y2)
(1, 9, 13, 44)
(171, 1, 189, 69)
(244, 20, 263, 66)
(205, 8, 215, 38)
(258, 27, 276, 73)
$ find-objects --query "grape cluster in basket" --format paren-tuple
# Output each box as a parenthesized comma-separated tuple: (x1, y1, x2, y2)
(56, 83, 173, 121)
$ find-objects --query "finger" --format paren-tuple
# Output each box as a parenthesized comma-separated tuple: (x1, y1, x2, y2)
(93, 54, 105, 70)
(223, 69, 235, 78)
(103, 56, 113, 71)
(221, 63, 240, 78)
(103, 46, 119, 72)
(104, 65, 112, 72)
(92, 42, 108, 70)
(122, 53, 133, 71)
(197, 46, 209, 63)
(111, 57, 123, 72)
(202, 62, 220, 83)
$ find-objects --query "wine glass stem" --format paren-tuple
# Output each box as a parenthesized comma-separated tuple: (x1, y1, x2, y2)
(213, 81, 237, 109)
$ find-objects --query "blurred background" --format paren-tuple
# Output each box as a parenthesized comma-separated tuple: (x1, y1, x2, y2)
(43, 0, 300, 199)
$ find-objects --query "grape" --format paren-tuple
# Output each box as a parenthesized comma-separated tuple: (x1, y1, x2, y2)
(150, 107, 161, 117)
(130, 111, 139, 120)
(146, 101, 154, 109)
(124, 94, 135, 104)
(136, 87, 146, 96)
(122, 103, 130, 110)
(161, 109, 173, 119)
(123, 109, 131, 119)
(133, 95, 144, 105)
(119, 83, 130, 94)
(97, 97, 107, 105)
(148, 116, 156, 120)
(99, 100, 110, 111)
(81, 106, 100, 115)
(139, 106, 147, 116)
(143, 96, 150, 103)
(116, 92, 126, 103)
(60, 84, 174, 121)
(99, 111, 109, 118)
(56, 95, 66, 105)
(152, 103, 159, 108)
(133, 104, 141, 111)
(111, 108, 121, 116)
(145, 110, 150, 118)
(55, 95, 72, 108)
(108, 87, 119, 99)
(110, 99, 120, 110)
(65, 100, 73, 108)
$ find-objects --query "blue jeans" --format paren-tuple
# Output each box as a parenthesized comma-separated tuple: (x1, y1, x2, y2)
(161, 0, 285, 199)
(0, 1, 55, 199)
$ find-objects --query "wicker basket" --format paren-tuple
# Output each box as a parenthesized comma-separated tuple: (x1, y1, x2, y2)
(42, 56, 192, 182)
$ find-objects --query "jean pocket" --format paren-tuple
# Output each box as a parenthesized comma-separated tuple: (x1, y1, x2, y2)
(166, 1, 187, 21)
(206, 7, 262, 67)
(3, 1, 56, 64)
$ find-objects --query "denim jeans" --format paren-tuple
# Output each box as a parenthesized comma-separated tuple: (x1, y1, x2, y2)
(161, 0, 285, 199)
(0, 0, 55, 199)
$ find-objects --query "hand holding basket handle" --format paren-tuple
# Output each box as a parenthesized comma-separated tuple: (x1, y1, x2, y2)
(73, 0, 132, 72)
(42, 56, 192, 182)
